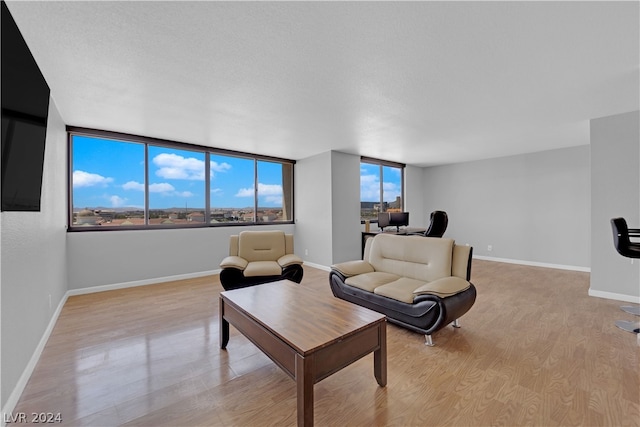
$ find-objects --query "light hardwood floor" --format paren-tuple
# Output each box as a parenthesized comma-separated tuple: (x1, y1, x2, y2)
(12, 261, 640, 426)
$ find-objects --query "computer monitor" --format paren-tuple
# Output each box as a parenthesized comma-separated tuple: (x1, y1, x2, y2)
(377, 212, 390, 230)
(389, 212, 409, 232)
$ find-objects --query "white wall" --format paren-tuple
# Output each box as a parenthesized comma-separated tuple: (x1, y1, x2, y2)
(422, 145, 591, 269)
(404, 164, 427, 229)
(590, 110, 640, 301)
(294, 151, 333, 267)
(1, 99, 68, 409)
(330, 151, 361, 264)
(67, 223, 294, 290)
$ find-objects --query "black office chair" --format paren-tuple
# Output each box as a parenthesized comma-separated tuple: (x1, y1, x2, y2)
(424, 210, 448, 237)
(610, 217, 640, 333)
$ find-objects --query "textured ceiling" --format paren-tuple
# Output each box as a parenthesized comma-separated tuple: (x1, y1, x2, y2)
(6, 1, 639, 167)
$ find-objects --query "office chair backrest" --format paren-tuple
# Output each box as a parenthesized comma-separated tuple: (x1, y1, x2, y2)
(425, 210, 448, 238)
(611, 217, 640, 258)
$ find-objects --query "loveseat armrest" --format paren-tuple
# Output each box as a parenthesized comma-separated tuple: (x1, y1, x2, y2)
(413, 276, 470, 298)
(220, 256, 248, 271)
(278, 254, 303, 268)
(331, 260, 375, 277)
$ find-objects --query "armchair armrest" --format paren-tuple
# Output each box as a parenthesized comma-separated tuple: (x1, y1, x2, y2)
(278, 254, 303, 268)
(331, 260, 375, 277)
(220, 256, 248, 271)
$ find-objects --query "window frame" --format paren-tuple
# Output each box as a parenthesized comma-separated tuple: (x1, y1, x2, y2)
(360, 156, 405, 224)
(67, 126, 295, 231)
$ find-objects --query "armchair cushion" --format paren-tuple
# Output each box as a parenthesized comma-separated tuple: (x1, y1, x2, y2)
(244, 260, 282, 277)
(331, 260, 375, 277)
(219, 256, 248, 271)
(278, 253, 304, 268)
(238, 230, 286, 262)
(413, 276, 471, 298)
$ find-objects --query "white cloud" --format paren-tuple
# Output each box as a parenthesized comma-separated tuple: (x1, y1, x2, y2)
(235, 183, 283, 205)
(360, 174, 400, 202)
(235, 183, 283, 198)
(149, 183, 176, 193)
(360, 174, 380, 201)
(235, 187, 254, 197)
(258, 183, 282, 196)
(211, 161, 232, 173)
(122, 181, 176, 193)
(122, 181, 144, 191)
(153, 153, 205, 180)
(73, 170, 113, 188)
(121, 180, 195, 199)
(109, 195, 127, 207)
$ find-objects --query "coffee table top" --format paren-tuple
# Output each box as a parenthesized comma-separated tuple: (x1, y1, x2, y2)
(220, 280, 386, 355)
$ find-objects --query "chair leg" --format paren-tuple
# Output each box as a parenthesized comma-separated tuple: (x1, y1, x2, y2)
(615, 320, 640, 334)
(621, 305, 640, 316)
(424, 335, 434, 346)
(452, 319, 461, 328)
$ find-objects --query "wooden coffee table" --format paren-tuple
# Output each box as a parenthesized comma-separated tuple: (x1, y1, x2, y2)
(220, 280, 387, 426)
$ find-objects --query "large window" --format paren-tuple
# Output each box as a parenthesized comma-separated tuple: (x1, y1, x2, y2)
(360, 157, 404, 222)
(68, 128, 295, 230)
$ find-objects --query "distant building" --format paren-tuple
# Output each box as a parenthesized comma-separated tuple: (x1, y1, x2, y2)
(187, 212, 205, 222)
(76, 208, 98, 225)
(96, 209, 115, 222)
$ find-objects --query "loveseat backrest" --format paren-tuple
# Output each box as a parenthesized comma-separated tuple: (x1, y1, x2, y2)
(367, 234, 454, 282)
(363, 235, 473, 280)
(452, 244, 473, 281)
(229, 230, 292, 262)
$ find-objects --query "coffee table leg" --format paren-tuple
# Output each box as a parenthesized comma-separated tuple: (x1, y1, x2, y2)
(374, 322, 387, 387)
(220, 296, 229, 349)
(295, 353, 314, 426)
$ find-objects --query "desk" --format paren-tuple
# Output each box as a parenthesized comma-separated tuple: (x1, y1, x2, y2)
(361, 228, 426, 257)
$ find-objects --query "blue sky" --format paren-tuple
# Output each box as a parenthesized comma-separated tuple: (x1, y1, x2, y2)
(360, 163, 402, 203)
(72, 136, 285, 210)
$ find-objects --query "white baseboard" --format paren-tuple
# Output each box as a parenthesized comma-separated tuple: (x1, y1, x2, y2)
(303, 261, 331, 272)
(67, 269, 220, 296)
(588, 289, 640, 304)
(1, 293, 68, 426)
(473, 255, 591, 273)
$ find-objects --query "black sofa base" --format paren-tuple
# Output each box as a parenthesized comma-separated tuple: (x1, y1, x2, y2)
(220, 264, 304, 291)
(329, 270, 476, 343)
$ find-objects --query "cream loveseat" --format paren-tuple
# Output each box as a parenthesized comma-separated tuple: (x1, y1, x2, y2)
(329, 234, 476, 345)
(219, 230, 304, 291)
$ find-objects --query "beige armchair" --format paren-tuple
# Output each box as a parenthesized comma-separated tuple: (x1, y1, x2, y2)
(219, 230, 304, 290)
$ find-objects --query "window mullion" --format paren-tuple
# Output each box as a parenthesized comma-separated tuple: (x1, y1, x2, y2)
(379, 164, 384, 212)
(253, 159, 258, 223)
(144, 143, 149, 226)
(205, 152, 211, 224)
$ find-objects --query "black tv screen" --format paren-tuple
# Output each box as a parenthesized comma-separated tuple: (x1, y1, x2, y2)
(1, 1, 50, 211)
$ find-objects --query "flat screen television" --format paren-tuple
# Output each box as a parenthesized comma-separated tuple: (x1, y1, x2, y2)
(1, 1, 50, 211)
